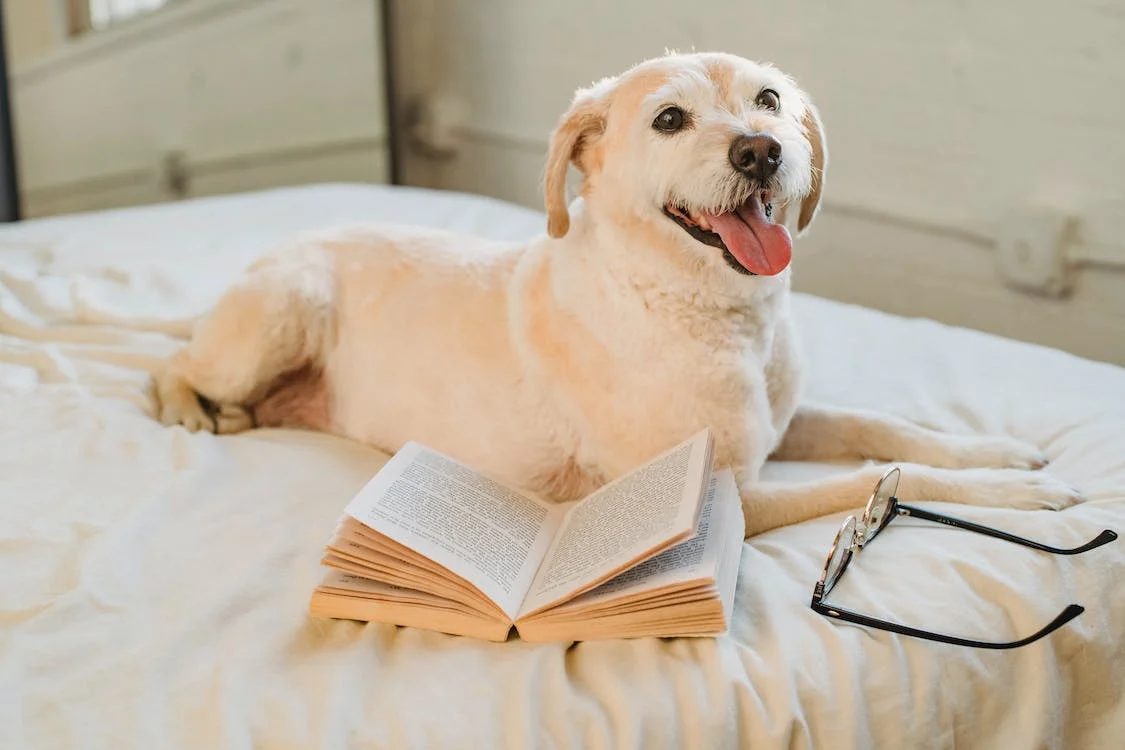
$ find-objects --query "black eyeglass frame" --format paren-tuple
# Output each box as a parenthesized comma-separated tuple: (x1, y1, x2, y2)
(810, 466, 1117, 649)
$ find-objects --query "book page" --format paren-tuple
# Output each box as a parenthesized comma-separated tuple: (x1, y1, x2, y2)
(541, 469, 736, 615)
(311, 571, 513, 642)
(517, 429, 713, 618)
(344, 442, 566, 619)
(714, 471, 746, 629)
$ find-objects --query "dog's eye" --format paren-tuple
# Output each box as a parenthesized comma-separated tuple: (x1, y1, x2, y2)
(653, 106, 687, 133)
(755, 89, 781, 112)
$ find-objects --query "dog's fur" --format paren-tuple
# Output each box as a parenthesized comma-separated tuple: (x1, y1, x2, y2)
(153, 52, 1082, 537)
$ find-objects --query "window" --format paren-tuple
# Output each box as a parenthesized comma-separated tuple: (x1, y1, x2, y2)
(90, 0, 173, 29)
(66, 0, 176, 36)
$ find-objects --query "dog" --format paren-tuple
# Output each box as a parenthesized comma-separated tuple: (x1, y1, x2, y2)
(153, 51, 1081, 537)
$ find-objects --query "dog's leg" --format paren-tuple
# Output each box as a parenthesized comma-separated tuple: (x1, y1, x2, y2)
(153, 248, 335, 434)
(740, 463, 1083, 538)
(771, 403, 1049, 471)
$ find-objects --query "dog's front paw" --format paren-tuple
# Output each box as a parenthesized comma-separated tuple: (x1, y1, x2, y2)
(969, 469, 1083, 511)
(937, 435, 1049, 471)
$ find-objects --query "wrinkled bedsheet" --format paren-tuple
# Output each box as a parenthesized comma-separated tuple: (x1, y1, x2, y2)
(1, 184, 1123, 749)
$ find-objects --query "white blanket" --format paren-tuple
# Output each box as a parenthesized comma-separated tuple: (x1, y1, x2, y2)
(2, 184, 1123, 749)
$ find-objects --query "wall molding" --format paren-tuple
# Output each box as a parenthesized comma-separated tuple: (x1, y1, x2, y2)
(13, 0, 278, 82)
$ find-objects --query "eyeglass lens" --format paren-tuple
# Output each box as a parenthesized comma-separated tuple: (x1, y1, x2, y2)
(822, 515, 857, 597)
(862, 466, 901, 544)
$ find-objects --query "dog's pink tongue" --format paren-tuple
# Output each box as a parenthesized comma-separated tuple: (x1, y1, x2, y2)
(702, 199, 792, 276)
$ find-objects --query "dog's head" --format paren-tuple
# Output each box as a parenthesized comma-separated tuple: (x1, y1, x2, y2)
(544, 52, 826, 280)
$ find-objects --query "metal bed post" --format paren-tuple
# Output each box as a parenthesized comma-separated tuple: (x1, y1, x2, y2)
(0, 0, 20, 222)
(377, 0, 401, 186)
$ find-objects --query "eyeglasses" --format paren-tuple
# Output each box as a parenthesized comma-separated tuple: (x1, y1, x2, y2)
(811, 466, 1117, 649)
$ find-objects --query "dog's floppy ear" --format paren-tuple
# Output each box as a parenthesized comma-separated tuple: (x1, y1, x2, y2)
(544, 86, 610, 239)
(797, 101, 827, 234)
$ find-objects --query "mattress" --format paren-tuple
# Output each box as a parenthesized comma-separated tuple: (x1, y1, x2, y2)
(1, 183, 1123, 749)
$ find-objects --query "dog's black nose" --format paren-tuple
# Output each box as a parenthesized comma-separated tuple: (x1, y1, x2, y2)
(729, 133, 782, 180)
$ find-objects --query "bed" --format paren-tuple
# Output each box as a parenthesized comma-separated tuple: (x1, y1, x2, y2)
(2, 183, 1122, 749)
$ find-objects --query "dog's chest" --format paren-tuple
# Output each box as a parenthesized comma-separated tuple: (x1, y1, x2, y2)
(611, 321, 778, 429)
(520, 262, 796, 473)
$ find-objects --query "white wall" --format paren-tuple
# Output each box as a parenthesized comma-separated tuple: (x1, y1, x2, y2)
(8, 0, 390, 218)
(1, 0, 63, 67)
(391, 0, 1125, 366)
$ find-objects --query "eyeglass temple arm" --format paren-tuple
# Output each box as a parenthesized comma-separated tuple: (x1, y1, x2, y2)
(895, 503, 1117, 555)
(811, 600, 1085, 650)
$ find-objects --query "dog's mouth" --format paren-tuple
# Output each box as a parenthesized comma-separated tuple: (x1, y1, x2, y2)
(663, 191, 792, 276)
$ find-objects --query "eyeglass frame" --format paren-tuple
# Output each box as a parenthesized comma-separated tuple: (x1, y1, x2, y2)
(810, 466, 1117, 650)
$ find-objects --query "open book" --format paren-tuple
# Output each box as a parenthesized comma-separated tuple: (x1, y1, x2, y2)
(308, 429, 745, 642)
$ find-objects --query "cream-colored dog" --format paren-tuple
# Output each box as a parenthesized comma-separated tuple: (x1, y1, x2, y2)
(153, 52, 1081, 537)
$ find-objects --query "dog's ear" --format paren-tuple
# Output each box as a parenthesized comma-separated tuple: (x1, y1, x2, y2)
(544, 86, 609, 239)
(796, 101, 827, 234)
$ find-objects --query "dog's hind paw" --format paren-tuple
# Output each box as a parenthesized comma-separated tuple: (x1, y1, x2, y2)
(213, 403, 254, 434)
(153, 370, 215, 433)
(159, 393, 215, 433)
